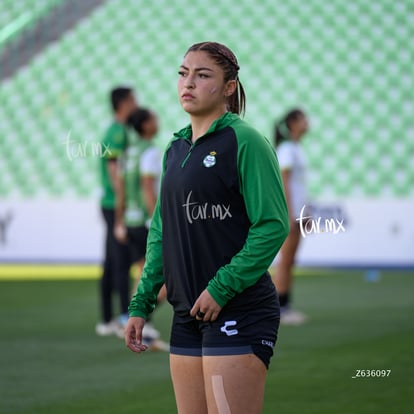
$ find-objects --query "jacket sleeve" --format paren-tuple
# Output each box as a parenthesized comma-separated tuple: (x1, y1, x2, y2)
(207, 126, 290, 307)
(128, 150, 166, 318)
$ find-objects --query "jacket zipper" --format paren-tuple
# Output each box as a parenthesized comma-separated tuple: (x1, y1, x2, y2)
(180, 133, 211, 168)
(181, 141, 194, 168)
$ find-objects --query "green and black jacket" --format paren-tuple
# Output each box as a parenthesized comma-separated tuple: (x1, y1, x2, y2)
(129, 112, 289, 319)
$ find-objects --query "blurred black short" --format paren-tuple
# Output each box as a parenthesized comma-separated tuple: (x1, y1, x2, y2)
(126, 226, 148, 263)
(170, 292, 280, 369)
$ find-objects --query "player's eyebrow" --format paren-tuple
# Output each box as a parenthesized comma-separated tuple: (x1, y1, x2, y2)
(179, 65, 214, 72)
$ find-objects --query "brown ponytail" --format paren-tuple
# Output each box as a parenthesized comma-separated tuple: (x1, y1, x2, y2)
(185, 42, 246, 116)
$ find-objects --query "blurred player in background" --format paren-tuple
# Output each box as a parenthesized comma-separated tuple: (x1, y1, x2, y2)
(96, 86, 137, 337)
(115, 107, 168, 350)
(271, 108, 309, 325)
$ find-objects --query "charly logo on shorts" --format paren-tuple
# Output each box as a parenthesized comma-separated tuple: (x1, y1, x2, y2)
(220, 320, 238, 336)
(261, 340, 274, 348)
(203, 151, 217, 168)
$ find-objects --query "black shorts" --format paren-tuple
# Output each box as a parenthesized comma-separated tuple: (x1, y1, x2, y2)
(170, 294, 280, 369)
(126, 226, 148, 263)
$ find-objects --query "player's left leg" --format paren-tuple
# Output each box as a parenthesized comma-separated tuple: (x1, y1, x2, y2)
(201, 291, 278, 414)
(96, 208, 116, 336)
(203, 354, 267, 414)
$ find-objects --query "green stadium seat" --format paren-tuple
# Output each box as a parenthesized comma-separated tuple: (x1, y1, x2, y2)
(0, 0, 412, 199)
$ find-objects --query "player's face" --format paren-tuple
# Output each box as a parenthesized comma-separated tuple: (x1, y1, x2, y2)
(124, 93, 138, 116)
(297, 115, 309, 135)
(144, 114, 158, 138)
(178, 51, 235, 116)
(292, 115, 309, 140)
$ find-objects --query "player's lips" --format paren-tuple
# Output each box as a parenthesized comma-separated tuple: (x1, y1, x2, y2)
(181, 93, 195, 100)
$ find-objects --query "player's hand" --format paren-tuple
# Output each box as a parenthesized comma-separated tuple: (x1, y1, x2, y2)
(190, 289, 222, 322)
(114, 222, 127, 243)
(125, 317, 148, 353)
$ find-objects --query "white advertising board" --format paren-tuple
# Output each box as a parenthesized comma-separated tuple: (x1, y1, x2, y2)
(0, 198, 413, 267)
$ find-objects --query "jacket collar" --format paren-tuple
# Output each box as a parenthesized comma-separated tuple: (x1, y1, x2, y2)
(173, 112, 239, 141)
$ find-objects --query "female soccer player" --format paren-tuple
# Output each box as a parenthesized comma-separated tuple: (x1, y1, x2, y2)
(96, 87, 136, 337)
(271, 109, 309, 325)
(125, 42, 289, 414)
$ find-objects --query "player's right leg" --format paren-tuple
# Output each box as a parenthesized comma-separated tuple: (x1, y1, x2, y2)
(170, 316, 207, 414)
(170, 355, 207, 414)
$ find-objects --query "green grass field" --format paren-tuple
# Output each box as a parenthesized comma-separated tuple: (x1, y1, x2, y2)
(1, 270, 413, 414)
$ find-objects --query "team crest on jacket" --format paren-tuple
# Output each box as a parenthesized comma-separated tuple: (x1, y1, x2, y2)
(203, 151, 216, 168)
